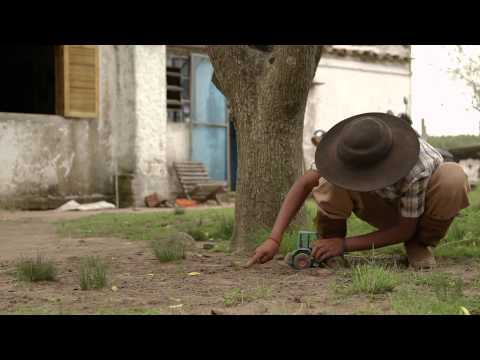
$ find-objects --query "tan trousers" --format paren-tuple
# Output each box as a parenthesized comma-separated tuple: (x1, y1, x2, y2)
(312, 163, 471, 247)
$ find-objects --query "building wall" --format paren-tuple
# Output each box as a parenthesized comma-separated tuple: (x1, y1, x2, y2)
(166, 122, 191, 197)
(130, 45, 169, 206)
(303, 55, 411, 169)
(162, 52, 412, 196)
(459, 159, 480, 187)
(0, 112, 113, 209)
(0, 45, 168, 210)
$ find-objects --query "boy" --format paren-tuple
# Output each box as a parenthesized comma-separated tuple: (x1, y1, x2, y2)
(248, 113, 470, 270)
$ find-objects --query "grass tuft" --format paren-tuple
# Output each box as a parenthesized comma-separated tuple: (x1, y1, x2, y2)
(15, 256, 57, 282)
(211, 214, 234, 241)
(223, 285, 273, 307)
(79, 257, 108, 290)
(174, 207, 186, 216)
(151, 238, 186, 263)
(349, 265, 398, 295)
(185, 228, 209, 242)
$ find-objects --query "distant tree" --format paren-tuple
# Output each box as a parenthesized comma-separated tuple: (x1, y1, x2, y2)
(451, 45, 480, 113)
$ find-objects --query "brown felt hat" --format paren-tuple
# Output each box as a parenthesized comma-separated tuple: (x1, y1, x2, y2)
(315, 113, 420, 192)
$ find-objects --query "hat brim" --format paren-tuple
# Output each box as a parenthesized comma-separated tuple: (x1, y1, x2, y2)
(315, 113, 420, 192)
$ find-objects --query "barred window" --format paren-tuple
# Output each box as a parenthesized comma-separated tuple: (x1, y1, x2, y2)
(166, 55, 191, 123)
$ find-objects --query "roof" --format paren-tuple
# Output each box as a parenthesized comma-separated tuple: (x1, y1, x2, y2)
(324, 45, 411, 63)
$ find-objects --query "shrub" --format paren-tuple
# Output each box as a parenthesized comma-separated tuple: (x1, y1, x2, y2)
(151, 238, 186, 263)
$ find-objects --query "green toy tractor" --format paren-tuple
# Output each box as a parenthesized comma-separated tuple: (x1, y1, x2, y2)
(286, 231, 321, 270)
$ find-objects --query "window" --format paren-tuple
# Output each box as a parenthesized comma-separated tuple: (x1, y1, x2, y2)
(167, 55, 191, 122)
(55, 45, 99, 119)
(0, 45, 56, 115)
(0, 45, 99, 119)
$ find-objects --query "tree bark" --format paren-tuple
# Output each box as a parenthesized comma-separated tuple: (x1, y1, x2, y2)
(206, 45, 323, 251)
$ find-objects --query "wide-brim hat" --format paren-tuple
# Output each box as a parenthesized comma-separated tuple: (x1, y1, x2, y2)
(315, 113, 420, 192)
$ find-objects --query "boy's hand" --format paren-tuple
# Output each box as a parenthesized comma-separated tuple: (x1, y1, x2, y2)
(246, 238, 280, 268)
(312, 238, 346, 262)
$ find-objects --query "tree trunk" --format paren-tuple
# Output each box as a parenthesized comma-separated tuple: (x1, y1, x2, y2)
(207, 45, 323, 251)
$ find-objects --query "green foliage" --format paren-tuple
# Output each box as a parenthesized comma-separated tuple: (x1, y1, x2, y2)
(450, 45, 480, 113)
(79, 257, 108, 290)
(211, 214, 235, 241)
(58, 208, 235, 242)
(427, 135, 480, 150)
(212, 241, 231, 253)
(15, 256, 57, 282)
(434, 186, 480, 258)
(185, 228, 209, 242)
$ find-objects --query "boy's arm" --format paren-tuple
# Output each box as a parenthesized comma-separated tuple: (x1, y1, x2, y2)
(270, 170, 322, 243)
(313, 176, 426, 261)
(246, 170, 322, 267)
(312, 216, 418, 262)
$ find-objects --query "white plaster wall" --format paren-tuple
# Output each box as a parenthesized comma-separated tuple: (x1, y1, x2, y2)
(131, 45, 169, 206)
(459, 159, 480, 186)
(0, 45, 129, 209)
(0, 112, 110, 206)
(303, 56, 411, 168)
(0, 45, 170, 209)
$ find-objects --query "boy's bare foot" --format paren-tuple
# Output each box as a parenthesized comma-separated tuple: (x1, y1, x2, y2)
(405, 241, 436, 270)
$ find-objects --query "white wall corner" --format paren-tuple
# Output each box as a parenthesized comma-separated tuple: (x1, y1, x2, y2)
(132, 45, 169, 206)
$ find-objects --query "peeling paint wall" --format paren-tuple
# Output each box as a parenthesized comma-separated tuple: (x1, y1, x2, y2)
(0, 112, 113, 209)
(0, 45, 168, 210)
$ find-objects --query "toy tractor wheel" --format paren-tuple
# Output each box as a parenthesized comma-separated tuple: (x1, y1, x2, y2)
(292, 252, 313, 270)
(285, 252, 294, 265)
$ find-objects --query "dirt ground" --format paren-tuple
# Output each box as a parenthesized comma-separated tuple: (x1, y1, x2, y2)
(0, 208, 477, 315)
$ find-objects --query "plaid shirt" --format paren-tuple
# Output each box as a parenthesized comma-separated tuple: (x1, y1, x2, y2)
(374, 138, 443, 218)
(311, 138, 444, 218)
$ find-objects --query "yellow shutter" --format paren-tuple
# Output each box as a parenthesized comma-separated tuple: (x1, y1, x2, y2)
(56, 45, 99, 118)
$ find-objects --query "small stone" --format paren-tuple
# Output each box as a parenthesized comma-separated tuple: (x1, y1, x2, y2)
(145, 193, 162, 208)
(211, 309, 227, 315)
(203, 243, 215, 250)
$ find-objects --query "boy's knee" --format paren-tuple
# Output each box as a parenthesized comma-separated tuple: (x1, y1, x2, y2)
(312, 178, 354, 220)
(427, 163, 470, 220)
(435, 163, 470, 192)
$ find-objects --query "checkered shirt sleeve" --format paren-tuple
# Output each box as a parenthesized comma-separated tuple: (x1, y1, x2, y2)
(398, 140, 443, 218)
(399, 175, 430, 218)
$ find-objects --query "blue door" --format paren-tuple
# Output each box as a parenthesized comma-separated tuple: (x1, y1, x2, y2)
(191, 54, 228, 182)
